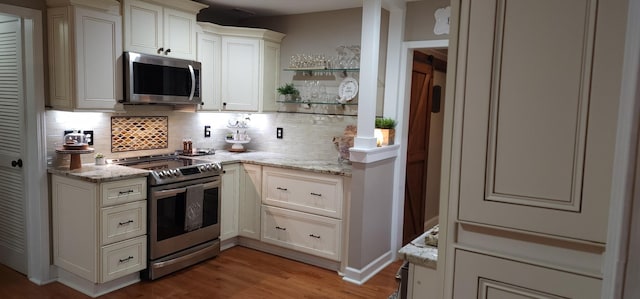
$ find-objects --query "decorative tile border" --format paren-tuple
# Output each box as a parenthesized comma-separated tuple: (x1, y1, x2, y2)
(111, 116, 168, 152)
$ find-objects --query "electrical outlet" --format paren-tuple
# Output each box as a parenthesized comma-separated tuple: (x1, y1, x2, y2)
(276, 127, 283, 139)
(204, 125, 211, 138)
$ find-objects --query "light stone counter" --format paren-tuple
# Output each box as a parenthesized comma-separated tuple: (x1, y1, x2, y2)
(189, 150, 352, 177)
(48, 150, 351, 183)
(48, 164, 149, 183)
(398, 226, 438, 269)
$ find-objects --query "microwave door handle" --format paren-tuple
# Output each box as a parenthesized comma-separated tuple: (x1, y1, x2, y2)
(188, 64, 196, 102)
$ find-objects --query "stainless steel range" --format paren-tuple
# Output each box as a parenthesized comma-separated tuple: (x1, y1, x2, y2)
(114, 155, 223, 280)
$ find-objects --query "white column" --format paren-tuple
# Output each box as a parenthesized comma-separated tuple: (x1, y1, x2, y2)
(353, 0, 382, 150)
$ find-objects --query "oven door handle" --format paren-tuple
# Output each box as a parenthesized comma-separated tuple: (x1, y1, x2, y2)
(152, 181, 219, 199)
(153, 187, 187, 199)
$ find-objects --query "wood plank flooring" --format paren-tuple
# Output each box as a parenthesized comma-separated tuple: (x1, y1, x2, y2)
(0, 246, 404, 299)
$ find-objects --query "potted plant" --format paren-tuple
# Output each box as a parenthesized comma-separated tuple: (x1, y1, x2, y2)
(374, 117, 396, 146)
(277, 83, 300, 101)
(95, 153, 106, 165)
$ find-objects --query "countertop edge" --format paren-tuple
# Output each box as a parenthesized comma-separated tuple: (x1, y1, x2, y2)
(48, 151, 352, 182)
(398, 228, 438, 269)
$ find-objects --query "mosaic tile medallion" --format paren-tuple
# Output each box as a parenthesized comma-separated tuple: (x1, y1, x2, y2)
(111, 116, 168, 152)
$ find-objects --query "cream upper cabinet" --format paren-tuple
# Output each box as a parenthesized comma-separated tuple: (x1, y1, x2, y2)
(196, 31, 222, 110)
(47, 0, 122, 111)
(197, 23, 285, 112)
(448, 0, 628, 296)
(123, 0, 206, 60)
(221, 36, 261, 111)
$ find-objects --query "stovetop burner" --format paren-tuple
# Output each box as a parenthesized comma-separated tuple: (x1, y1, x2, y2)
(113, 154, 222, 185)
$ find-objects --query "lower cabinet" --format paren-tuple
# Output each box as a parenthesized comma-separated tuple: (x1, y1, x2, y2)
(239, 164, 262, 239)
(221, 163, 240, 241)
(51, 175, 147, 283)
(221, 163, 263, 242)
(261, 205, 342, 261)
(261, 166, 345, 262)
(453, 250, 601, 298)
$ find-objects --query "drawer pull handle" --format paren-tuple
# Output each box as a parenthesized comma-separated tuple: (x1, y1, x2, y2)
(119, 256, 134, 263)
(275, 226, 287, 231)
(276, 187, 288, 191)
(118, 190, 134, 196)
(309, 234, 321, 239)
(310, 192, 322, 197)
(118, 220, 134, 226)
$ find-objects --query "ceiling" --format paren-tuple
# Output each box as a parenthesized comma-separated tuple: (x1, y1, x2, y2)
(195, 0, 364, 17)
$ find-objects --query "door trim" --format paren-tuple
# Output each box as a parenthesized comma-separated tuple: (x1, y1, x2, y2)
(601, 0, 640, 296)
(0, 4, 49, 284)
(390, 38, 448, 298)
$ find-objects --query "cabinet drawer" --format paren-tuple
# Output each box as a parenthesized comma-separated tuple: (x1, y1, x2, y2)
(453, 249, 601, 298)
(262, 166, 343, 219)
(100, 235, 146, 283)
(101, 177, 147, 207)
(101, 201, 146, 245)
(261, 205, 341, 261)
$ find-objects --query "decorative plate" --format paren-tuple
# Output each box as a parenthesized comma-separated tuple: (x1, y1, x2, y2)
(337, 77, 359, 104)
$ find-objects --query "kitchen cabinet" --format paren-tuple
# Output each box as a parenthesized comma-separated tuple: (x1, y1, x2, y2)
(221, 163, 240, 241)
(197, 23, 285, 112)
(446, 0, 627, 296)
(261, 166, 344, 261)
(51, 175, 147, 284)
(46, 0, 122, 111)
(123, 0, 206, 60)
(239, 164, 262, 240)
(453, 250, 600, 298)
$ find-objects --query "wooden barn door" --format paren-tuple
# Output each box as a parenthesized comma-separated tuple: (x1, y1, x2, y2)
(403, 52, 434, 245)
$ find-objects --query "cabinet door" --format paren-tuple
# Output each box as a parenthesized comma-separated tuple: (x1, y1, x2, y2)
(197, 32, 221, 111)
(456, 0, 626, 242)
(221, 37, 260, 111)
(47, 7, 72, 109)
(453, 250, 601, 298)
(163, 8, 197, 60)
(52, 175, 98, 282)
(260, 40, 281, 112)
(74, 6, 122, 109)
(221, 163, 240, 241)
(123, 0, 163, 55)
(239, 164, 262, 239)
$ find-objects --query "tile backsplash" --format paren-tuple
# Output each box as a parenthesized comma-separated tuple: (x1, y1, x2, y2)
(111, 116, 168, 152)
(46, 110, 357, 167)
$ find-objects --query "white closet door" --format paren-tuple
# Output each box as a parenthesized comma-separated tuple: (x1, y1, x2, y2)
(0, 15, 26, 274)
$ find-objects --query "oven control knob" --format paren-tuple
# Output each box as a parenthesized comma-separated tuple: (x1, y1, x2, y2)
(206, 164, 213, 171)
(171, 169, 179, 176)
(212, 163, 222, 172)
(157, 171, 164, 178)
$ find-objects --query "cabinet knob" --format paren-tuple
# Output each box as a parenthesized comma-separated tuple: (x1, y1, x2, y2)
(222, 102, 227, 107)
(164, 48, 171, 55)
(157, 47, 164, 54)
(11, 159, 22, 168)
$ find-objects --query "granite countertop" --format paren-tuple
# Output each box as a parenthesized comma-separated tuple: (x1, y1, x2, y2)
(398, 225, 438, 269)
(48, 164, 149, 183)
(48, 150, 351, 183)
(193, 150, 352, 177)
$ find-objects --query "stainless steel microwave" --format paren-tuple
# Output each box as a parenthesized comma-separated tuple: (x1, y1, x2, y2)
(123, 52, 201, 105)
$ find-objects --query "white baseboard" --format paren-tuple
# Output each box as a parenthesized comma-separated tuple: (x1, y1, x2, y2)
(57, 268, 140, 298)
(342, 250, 394, 285)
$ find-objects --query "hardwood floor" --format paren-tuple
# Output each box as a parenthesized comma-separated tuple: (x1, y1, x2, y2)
(0, 246, 404, 299)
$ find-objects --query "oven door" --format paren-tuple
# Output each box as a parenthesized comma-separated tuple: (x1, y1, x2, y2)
(149, 177, 220, 260)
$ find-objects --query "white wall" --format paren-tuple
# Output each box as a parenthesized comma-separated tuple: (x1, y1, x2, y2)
(45, 110, 356, 166)
(425, 69, 446, 225)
